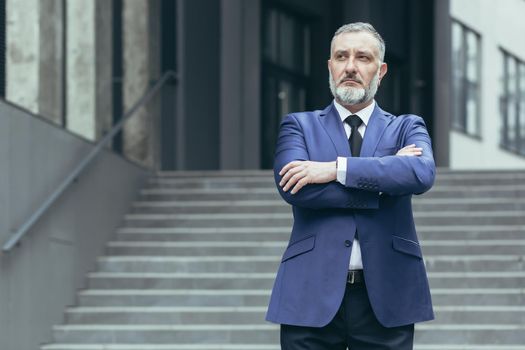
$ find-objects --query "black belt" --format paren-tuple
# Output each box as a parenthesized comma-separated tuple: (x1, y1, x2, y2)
(347, 270, 365, 285)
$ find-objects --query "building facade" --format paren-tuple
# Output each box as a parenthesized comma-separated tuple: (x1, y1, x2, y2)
(1, 0, 524, 170)
(450, 0, 525, 169)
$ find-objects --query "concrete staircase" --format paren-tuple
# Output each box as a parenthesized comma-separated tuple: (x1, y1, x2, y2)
(41, 170, 525, 350)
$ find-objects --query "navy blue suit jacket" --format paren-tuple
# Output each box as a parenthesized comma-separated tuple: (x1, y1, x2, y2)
(266, 102, 435, 328)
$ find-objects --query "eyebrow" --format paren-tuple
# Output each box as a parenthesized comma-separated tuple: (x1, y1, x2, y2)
(332, 48, 375, 57)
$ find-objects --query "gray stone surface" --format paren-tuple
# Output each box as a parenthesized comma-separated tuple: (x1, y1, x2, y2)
(0, 100, 148, 350)
(41, 170, 525, 349)
(6, 0, 40, 113)
(38, 0, 65, 124)
(122, 0, 160, 168)
(66, 0, 96, 139)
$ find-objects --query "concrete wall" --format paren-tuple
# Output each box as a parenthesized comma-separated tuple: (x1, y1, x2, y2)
(6, 0, 40, 114)
(450, 0, 525, 169)
(0, 100, 148, 350)
(122, 0, 162, 169)
(38, 0, 65, 124)
(67, 0, 114, 141)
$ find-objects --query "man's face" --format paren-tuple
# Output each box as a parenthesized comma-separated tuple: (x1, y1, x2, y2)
(327, 31, 387, 107)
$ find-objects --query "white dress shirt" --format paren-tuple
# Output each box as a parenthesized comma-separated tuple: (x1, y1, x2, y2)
(333, 99, 376, 270)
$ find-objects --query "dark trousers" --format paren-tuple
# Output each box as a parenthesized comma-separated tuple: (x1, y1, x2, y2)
(280, 282, 414, 350)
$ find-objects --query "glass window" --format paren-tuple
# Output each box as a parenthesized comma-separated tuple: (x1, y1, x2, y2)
(451, 20, 481, 137)
(501, 50, 525, 156)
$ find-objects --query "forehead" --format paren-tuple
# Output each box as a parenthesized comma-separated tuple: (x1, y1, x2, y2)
(331, 31, 380, 56)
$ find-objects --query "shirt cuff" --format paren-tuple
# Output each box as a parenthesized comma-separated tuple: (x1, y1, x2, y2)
(336, 156, 347, 185)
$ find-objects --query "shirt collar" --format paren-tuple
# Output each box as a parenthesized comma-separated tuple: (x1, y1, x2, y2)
(333, 99, 376, 127)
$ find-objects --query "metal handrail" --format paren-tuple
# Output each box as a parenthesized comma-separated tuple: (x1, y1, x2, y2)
(2, 70, 177, 252)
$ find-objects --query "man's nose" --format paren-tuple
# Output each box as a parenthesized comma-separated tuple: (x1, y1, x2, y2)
(344, 58, 358, 74)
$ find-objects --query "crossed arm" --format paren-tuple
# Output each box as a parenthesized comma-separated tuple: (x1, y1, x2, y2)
(279, 144, 422, 194)
(274, 114, 435, 209)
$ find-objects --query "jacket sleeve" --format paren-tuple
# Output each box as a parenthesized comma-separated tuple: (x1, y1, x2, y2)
(345, 116, 436, 196)
(274, 114, 380, 210)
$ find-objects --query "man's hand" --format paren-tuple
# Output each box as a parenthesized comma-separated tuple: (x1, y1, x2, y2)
(279, 145, 421, 194)
(396, 144, 422, 156)
(279, 161, 337, 194)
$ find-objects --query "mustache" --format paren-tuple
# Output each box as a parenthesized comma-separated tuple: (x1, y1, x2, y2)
(338, 74, 363, 85)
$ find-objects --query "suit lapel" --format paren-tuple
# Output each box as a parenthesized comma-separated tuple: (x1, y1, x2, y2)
(360, 104, 392, 157)
(319, 103, 351, 157)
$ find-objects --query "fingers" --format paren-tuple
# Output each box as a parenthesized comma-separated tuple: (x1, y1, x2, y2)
(283, 169, 306, 192)
(279, 162, 305, 187)
(396, 144, 423, 156)
(290, 177, 309, 194)
(279, 161, 308, 191)
(279, 161, 302, 176)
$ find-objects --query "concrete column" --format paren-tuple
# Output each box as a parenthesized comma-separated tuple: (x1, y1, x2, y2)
(122, 0, 160, 168)
(433, 0, 451, 167)
(95, 0, 114, 139)
(66, 0, 96, 140)
(6, 0, 40, 114)
(220, 0, 261, 169)
(66, 0, 113, 141)
(38, 0, 64, 125)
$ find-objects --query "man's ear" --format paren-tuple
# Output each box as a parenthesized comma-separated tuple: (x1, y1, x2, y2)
(379, 62, 388, 83)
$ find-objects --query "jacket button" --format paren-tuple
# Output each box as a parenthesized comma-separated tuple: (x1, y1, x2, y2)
(345, 240, 351, 247)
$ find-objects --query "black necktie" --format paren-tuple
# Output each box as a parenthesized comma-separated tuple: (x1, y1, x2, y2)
(345, 115, 363, 243)
(345, 115, 363, 157)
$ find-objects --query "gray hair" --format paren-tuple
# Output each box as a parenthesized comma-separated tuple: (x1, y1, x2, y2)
(330, 22, 385, 62)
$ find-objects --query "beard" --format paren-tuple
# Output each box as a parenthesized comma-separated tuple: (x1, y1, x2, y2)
(329, 69, 380, 106)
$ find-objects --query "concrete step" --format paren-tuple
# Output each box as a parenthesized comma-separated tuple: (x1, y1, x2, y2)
(105, 241, 288, 256)
(51, 323, 525, 344)
(40, 344, 525, 350)
(153, 169, 523, 177)
(114, 225, 525, 242)
(102, 239, 525, 256)
(122, 211, 525, 227)
(430, 288, 525, 306)
(74, 288, 524, 308)
(87, 272, 276, 290)
(415, 185, 525, 199)
(147, 177, 276, 189)
(76, 290, 270, 308)
(86, 271, 525, 290)
(139, 188, 281, 201)
(97, 256, 281, 273)
(428, 272, 525, 288)
(64, 305, 525, 325)
(52, 324, 280, 344)
(149, 169, 525, 186)
(137, 186, 525, 201)
(433, 306, 525, 324)
(156, 170, 273, 178)
(96, 255, 525, 273)
(414, 324, 525, 344)
(44, 169, 525, 350)
(42, 345, 281, 350)
(131, 200, 291, 214)
(66, 306, 268, 324)
(146, 174, 525, 189)
(40, 343, 525, 350)
(131, 198, 525, 214)
(114, 227, 292, 242)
